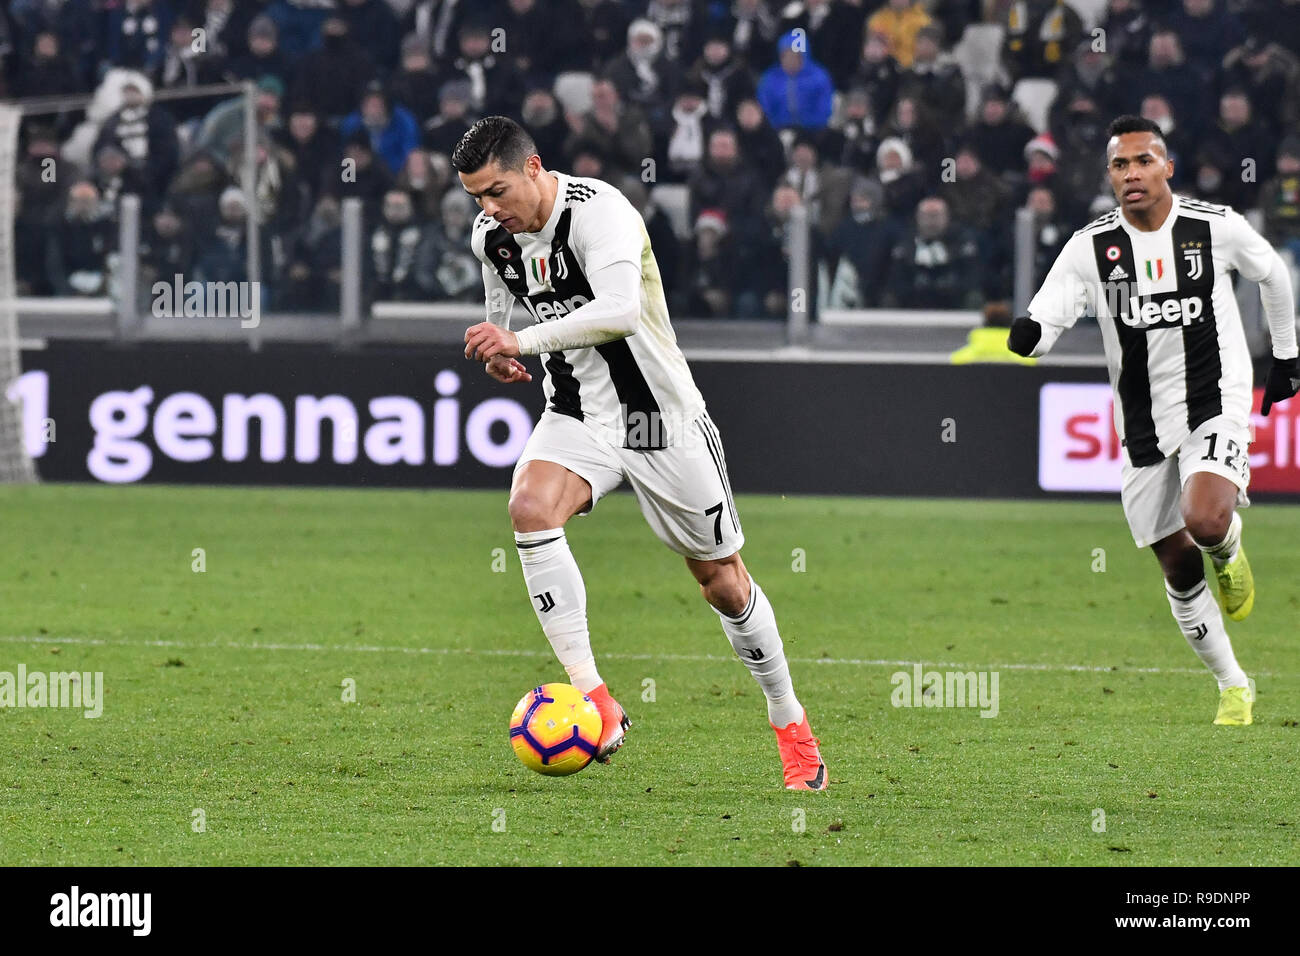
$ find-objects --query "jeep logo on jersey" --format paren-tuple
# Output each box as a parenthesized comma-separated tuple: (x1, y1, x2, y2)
(520, 292, 592, 323)
(1123, 292, 1206, 328)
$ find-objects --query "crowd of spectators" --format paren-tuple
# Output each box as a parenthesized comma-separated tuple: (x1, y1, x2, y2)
(6, 0, 1300, 317)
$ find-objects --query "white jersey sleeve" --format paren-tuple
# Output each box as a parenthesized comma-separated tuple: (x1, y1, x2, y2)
(1025, 231, 1096, 357)
(1216, 210, 1299, 359)
(573, 189, 645, 273)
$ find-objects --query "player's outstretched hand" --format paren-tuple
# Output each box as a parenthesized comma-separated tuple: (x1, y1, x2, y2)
(485, 355, 532, 384)
(464, 322, 520, 362)
(1260, 356, 1300, 416)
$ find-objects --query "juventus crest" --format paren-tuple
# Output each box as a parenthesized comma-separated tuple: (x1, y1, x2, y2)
(1182, 246, 1203, 281)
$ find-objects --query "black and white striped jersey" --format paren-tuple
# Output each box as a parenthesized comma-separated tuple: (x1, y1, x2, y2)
(1027, 194, 1273, 467)
(471, 171, 704, 450)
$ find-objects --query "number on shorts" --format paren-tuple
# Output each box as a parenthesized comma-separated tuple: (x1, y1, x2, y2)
(1201, 433, 1219, 461)
(705, 502, 724, 546)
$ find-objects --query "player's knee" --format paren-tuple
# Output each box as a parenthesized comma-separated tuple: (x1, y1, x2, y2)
(698, 562, 749, 617)
(508, 489, 559, 532)
(1160, 542, 1204, 592)
(1183, 505, 1231, 546)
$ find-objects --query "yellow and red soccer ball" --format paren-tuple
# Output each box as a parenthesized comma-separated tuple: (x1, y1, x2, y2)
(509, 683, 602, 776)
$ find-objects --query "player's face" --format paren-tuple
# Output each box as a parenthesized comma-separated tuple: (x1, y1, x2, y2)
(1106, 132, 1173, 213)
(459, 155, 543, 233)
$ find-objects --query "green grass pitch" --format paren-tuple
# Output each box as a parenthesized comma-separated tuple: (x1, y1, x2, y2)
(1, 484, 1297, 866)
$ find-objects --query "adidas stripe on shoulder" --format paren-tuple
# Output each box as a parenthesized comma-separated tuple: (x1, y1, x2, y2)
(1076, 208, 1121, 236)
(1178, 196, 1229, 217)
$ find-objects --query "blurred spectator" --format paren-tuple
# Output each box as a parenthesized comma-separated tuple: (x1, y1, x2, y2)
(1054, 39, 1123, 118)
(571, 145, 609, 181)
(1051, 90, 1112, 221)
(688, 33, 757, 122)
(1167, 0, 1245, 81)
(880, 96, 946, 186)
(103, 0, 174, 76)
(226, 132, 302, 236)
(194, 75, 285, 167)
(291, 16, 376, 121)
(722, 0, 780, 69)
(520, 88, 569, 164)
(619, 176, 681, 303)
(368, 189, 434, 301)
(423, 189, 481, 301)
(886, 196, 981, 309)
(1240, 0, 1300, 57)
(1103, 0, 1154, 71)
(94, 76, 179, 191)
(1140, 93, 1191, 187)
(682, 209, 739, 317)
(403, 0, 469, 61)
(11, 0, 98, 92)
(156, 16, 229, 125)
(422, 80, 474, 158)
(821, 87, 881, 175)
(284, 104, 341, 211)
(1201, 88, 1274, 206)
(92, 143, 149, 215)
(783, 136, 852, 236)
(643, 0, 698, 64)
(330, 132, 394, 222)
(942, 145, 1011, 237)
(851, 30, 902, 127)
(1020, 132, 1062, 201)
(688, 127, 768, 240)
(867, 0, 933, 69)
(498, 0, 585, 79)
(565, 79, 654, 179)
(339, 0, 402, 74)
(605, 19, 676, 130)
(225, 15, 288, 85)
(1220, 34, 1300, 131)
(756, 30, 834, 131)
(898, 25, 966, 131)
(282, 194, 343, 311)
(389, 33, 443, 125)
(395, 148, 448, 222)
(194, 186, 272, 288)
(16, 31, 82, 98)
(1024, 186, 1069, 289)
(662, 81, 719, 183)
(15, 190, 54, 296)
(440, 19, 526, 117)
(576, 0, 633, 71)
(166, 149, 228, 225)
(1126, 30, 1210, 139)
(778, 0, 870, 90)
(1003, 0, 1082, 82)
(189, 0, 255, 60)
(139, 204, 197, 290)
(1189, 143, 1236, 204)
(46, 181, 115, 297)
(745, 183, 823, 318)
(734, 97, 789, 189)
(1259, 137, 1300, 272)
(964, 84, 1036, 179)
(875, 136, 927, 225)
(341, 83, 420, 176)
(16, 125, 67, 220)
(824, 177, 897, 308)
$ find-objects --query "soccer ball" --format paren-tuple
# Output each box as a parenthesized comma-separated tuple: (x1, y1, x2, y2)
(509, 683, 602, 776)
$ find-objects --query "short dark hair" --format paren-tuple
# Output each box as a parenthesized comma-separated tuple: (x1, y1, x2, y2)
(450, 116, 537, 174)
(1107, 114, 1166, 151)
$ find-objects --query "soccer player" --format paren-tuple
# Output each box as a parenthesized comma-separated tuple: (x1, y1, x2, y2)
(454, 116, 827, 789)
(1008, 115, 1300, 725)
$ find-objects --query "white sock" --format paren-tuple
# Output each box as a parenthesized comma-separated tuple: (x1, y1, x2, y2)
(1198, 511, 1242, 568)
(515, 528, 602, 692)
(1166, 579, 1249, 690)
(714, 576, 803, 727)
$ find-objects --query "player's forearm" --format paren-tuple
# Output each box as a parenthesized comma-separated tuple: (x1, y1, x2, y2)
(513, 259, 641, 355)
(1257, 252, 1299, 359)
(513, 294, 639, 354)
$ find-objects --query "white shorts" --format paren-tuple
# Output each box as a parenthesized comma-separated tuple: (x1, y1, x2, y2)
(512, 410, 745, 561)
(1121, 415, 1252, 548)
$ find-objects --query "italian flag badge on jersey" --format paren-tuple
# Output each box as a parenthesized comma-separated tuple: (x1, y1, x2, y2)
(1145, 258, 1164, 280)
(530, 257, 548, 284)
